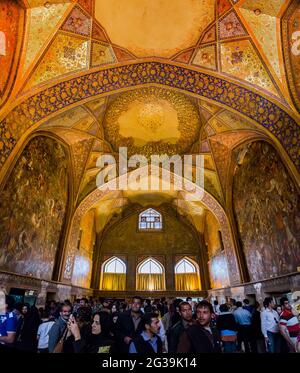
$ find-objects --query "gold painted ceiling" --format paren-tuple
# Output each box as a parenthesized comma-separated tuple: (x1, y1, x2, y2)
(1, 0, 298, 105)
(103, 87, 200, 157)
(0, 0, 299, 253)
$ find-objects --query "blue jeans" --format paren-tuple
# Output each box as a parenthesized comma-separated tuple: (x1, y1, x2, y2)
(223, 341, 236, 353)
(266, 331, 280, 353)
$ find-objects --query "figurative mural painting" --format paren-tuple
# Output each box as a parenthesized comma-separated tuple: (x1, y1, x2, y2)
(0, 136, 68, 279)
(233, 141, 300, 282)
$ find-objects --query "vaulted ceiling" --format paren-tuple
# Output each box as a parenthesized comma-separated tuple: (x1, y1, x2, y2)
(0, 0, 299, 240)
(1, 0, 297, 104)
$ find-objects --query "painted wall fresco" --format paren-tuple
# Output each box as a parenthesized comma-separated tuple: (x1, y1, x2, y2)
(208, 252, 230, 289)
(72, 209, 95, 288)
(233, 141, 300, 282)
(204, 211, 222, 258)
(0, 136, 69, 280)
(0, 1, 20, 99)
(204, 210, 230, 288)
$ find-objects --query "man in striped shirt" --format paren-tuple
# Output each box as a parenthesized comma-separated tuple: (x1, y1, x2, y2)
(279, 297, 300, 352)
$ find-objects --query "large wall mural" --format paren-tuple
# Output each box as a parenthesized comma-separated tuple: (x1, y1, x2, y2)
(204, 210, 230, 289)
(208, 252, 230, 289)
(0, 136, 69, 280)
(72, 209, 95, 288)
(233, 141, 300, 282)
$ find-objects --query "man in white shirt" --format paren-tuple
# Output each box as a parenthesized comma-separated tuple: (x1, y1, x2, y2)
(261, 297, 280, 353)
(37, 310, 55, 353)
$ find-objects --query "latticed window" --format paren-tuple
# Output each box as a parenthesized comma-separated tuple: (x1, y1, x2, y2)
(138, 258, 163, 274)
(104, 257, 126, 273)
(101, 257, 126, 291)
(138, 208, 162, 230)
(175, 258, 200, 291)
(136, 258, 165, 290)
(175, 258, 196, 274)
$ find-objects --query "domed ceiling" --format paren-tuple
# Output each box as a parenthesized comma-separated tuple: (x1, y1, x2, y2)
(1, 0, 297, 106)
(0, 0, 299, 219)
(103, 87, 200, 157)
(94, 0, 215, 58)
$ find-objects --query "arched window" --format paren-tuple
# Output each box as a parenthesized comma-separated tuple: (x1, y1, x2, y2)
(175, 258, 197, 274)
(175, 257, 201, 291)
(138, 208, 162, 230)
(138, 258, 163, 274)
(104, 257, 126, 273)
(100, 257, 126, 291)
(0, 31, 6, 56)
(136, 258, 165, 290)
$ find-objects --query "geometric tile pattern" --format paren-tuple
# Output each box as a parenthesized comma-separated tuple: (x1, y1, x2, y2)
(239, 2, 284, 80)
(78, 0, 93, 15)
(92, 21, 109, 42)
(0, 1, 20, 101)
(201, 24, 216, 44)
(282, 0, 300, 111)
(174, 49, 194, 64)
(217, 0, 232, 16)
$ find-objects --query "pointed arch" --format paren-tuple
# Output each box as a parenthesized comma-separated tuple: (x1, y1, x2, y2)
(136, 257, 165, 291)
(175, 257, 201, 291)
(138, 257, 164, 274)
(100, 256, 126, 291)
(138, 208, 162, 230)
(103, 256, 126, 273)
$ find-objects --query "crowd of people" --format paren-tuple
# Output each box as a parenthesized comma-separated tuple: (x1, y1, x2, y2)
(0, 294, 299, 354)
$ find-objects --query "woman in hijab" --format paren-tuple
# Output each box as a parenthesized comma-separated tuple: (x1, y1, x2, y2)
(69, 311, 115, 353)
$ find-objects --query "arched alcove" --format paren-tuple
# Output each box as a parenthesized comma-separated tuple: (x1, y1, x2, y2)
(0, 135, 70, 280)
(232, 140, 300, 282)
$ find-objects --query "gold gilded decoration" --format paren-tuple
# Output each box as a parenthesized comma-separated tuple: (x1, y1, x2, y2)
(0, 62, 299, 174)
(103, 87, 200, 157)
(137, 100, 165, 132)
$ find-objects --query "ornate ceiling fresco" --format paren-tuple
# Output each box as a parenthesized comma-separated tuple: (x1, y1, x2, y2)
(103, 87, 200, 157)
(94, 0, 215, 58)
(0, 1, 299, 287)
(0, 0, 297, 103)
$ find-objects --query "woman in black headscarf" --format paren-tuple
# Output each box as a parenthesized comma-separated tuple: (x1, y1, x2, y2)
(69, 311, 115, 353)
